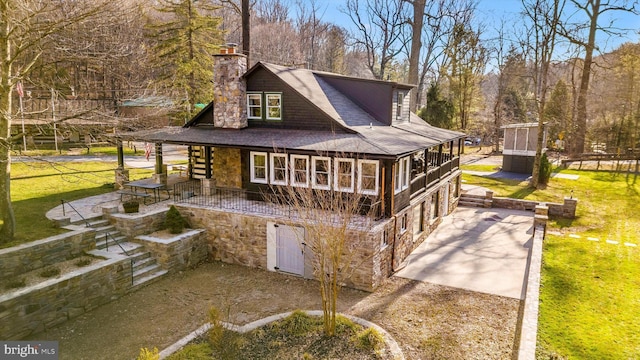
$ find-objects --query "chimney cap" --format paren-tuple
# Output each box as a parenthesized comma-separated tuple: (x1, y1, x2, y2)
(226, 42, 238, 48)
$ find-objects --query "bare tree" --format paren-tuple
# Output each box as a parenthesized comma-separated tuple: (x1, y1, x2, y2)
(344, 0, 408, 80)
(560, 0, 638, 154)
(0, 0, 109, 242)
(522, 0, 565, 188)
(270, 154, 377, 336)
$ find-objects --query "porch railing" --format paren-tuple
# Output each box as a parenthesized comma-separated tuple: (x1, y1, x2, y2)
(173, 180, 383, 220)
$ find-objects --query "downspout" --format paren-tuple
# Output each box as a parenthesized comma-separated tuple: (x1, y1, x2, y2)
(389, 162, 398, 272)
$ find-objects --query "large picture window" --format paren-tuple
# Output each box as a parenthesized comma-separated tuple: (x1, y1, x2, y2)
(270, 153, 288, 185)
(358, 160, 379, 195)
(250, 152, 267, 183)
(334, 158, 355, 192)
(266, 93, 282, 120)
(290, 155, 309, 187)
(394, 156, 410, 193)
(312, 156, 331, 190)
(247, 93, 262, 119)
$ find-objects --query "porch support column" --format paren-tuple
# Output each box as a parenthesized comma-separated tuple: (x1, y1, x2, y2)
(114, 138, 129, 190)
(153, 142, 167, 185)
(204, 146, 212, 179)
(202, 146, 214, 196)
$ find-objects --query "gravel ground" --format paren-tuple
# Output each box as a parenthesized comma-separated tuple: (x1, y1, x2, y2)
(27, 261, 520, 360)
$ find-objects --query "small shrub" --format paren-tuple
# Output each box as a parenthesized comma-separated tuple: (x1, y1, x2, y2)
(539, 152, 552, 185)
(136, 347, 159, 360)
(279, 310, 316, 337)
(74, 258, 92, 267)
(208, 306, 243, 360)
(165, 205, 186, 234)
(5, 278, 26, 289)
(165, 342, 211, 360)
(39, 267, 61, 278)
(335, 315, 358, 334)
(353, 327, 384, 352)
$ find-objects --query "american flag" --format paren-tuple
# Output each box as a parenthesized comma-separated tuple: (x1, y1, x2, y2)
(16, 81, 24, 98)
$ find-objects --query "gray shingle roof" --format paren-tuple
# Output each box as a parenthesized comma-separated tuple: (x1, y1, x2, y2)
(126, 62, 464, 158)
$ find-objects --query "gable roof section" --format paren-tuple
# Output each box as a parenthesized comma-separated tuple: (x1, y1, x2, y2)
(133, 62, 464, 157)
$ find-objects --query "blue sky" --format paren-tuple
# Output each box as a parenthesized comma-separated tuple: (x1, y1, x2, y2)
(315, 0, 639, 55)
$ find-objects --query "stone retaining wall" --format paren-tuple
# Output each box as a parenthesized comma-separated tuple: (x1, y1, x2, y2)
(0, 228, 95, 283)
(136, 229, 209, 271)
(109, 208, 168, 237)
(489, 194, 577, 219)
(0, 255, 132, 340)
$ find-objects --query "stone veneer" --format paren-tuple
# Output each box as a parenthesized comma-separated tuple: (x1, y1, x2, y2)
(179, 205, 385, 292)
(136, 229, 208, 271)
(0, 228, 95, 283)
(212, 147, 242, 189)
(109, 208, 168, 238)
(0, 254, 132, 340)
(212, 53, 247, 129)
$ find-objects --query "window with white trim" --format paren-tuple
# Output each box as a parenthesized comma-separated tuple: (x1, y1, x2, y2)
(334, 158, 355, 192)
(358, 160, 379, 195)
(290, 155, 309, 187)
(270, 153, 288, 185)
(247, 93, 262, 119)
(394, 156, 410, 193)
(312, 156, 331, 190)
(266, 93, 282, 120)
(396, 92, 404, 120)
(250, 152, 268, 183)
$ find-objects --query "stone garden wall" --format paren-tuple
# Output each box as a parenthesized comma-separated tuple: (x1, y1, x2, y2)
(0, 228, 95, 283)
(0, 255, 132, 340)
(109, 208, 168, 237)
(136, 229, 208, 271)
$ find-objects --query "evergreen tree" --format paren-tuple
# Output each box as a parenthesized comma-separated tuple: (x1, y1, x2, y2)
(146, 0, 225, 123)
(417, 83, 454, 129)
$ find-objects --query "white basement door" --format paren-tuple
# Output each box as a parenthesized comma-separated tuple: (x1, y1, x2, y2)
(275, 225, 305, 276)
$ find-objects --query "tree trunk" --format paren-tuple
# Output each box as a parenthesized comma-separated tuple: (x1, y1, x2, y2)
(573, 0, 600, 155)
(0, 2, 15, 242)
(408, 0, 425, 112)
(242, 0, 250, 65)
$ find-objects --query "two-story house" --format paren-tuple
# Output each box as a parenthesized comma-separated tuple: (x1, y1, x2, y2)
(133, 47, 465, 291)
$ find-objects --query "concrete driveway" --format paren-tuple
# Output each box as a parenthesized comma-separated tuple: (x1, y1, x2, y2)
(395, 206, 533, 299)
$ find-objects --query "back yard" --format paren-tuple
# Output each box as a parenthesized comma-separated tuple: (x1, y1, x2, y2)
(463, 164, 640, 359)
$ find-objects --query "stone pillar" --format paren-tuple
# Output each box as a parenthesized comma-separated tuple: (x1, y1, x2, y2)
(153, 143, 167, 185)
(534, 203, 549, 237)
(115, 167, 129, 190)
(563, 197, 578, 219)
(484, 190, 493, 208)
(201, 178, 215, 196)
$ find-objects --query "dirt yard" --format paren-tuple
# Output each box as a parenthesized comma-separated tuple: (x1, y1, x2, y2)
(27, 261, 520, 360)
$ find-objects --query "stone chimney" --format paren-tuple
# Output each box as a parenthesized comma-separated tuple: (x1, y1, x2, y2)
(213, 43, 248, 129)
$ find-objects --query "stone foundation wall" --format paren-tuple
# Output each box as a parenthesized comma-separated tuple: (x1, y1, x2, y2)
(180, 206, 269, 269)
(109, 208, 169, 238)
(136, 229, 208, 271)
(0, 256, 132, 340)
(0, 228, 95, 283)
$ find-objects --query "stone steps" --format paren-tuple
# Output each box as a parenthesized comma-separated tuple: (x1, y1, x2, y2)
(83, 216, 168, 289)
(459, 193, 489, 208)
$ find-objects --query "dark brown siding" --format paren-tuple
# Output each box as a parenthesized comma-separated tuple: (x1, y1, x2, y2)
(246, 68, 345, 132)
(321, 76, 393, 125)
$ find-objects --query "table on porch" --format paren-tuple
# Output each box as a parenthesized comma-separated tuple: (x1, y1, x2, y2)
(120, 179, 169, 204)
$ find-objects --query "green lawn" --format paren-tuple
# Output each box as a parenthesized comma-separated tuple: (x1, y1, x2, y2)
(462, 166, 640, 359)
(2, 161, 153, 248)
